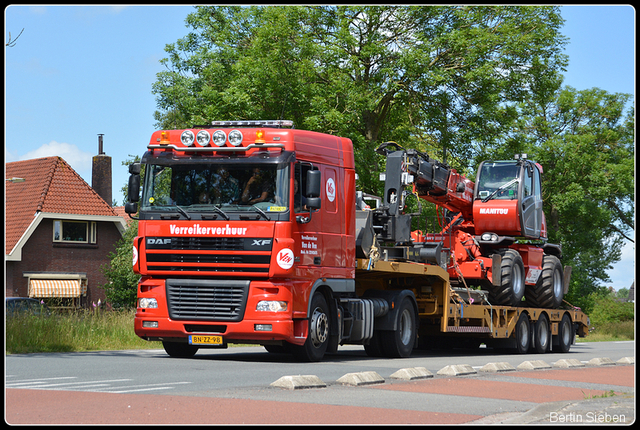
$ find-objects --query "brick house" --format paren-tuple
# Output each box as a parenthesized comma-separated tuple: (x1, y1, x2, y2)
(5, 156, 127, 308)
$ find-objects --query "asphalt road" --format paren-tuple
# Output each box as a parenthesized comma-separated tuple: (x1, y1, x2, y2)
(5, 341, 635, 424)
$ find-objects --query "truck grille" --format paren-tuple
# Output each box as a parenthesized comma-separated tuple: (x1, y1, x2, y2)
(144, 236, 271, 275)
(166, 279, 250, 321)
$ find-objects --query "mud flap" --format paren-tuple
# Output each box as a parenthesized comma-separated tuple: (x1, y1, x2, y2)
(492, 253, 502, 287)
(563, 265, 572, 295)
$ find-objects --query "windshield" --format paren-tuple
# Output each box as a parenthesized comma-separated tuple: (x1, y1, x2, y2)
(141, 163, 289, 217)
(476, 162, 520, 200)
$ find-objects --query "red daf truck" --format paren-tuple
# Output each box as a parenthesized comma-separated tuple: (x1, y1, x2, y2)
(125, 120, 588, 361)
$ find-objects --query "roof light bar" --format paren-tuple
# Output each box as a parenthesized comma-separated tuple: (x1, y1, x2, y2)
(210, 120, 294, 128)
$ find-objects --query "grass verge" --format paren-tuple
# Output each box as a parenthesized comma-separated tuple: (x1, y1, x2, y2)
(577, 321, 635, 343)
(5, 309, 160, 354)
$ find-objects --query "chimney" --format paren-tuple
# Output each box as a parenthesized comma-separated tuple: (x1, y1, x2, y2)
(92, 134, 112, 206)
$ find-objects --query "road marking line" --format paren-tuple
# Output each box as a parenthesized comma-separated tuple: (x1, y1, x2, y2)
(6, 377, 77, 385)
(92, 381, 192, 394)
(12, 379, 134, 389)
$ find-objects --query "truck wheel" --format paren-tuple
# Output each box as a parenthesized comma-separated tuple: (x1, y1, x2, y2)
(526, 255, 564, 308)
(162, 341, 198, 358)
(533, 313, 550, 353)
(292, 293, 330, 362)
(515, 313, 531, 354)
(364, 330, 385, 357)
(381, 298, 417, 358)
(556, 313, 574, 353)
(490, 249, 525, 307)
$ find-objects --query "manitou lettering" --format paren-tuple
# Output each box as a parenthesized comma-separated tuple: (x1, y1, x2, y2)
(169, 223, 248, 236)
(479, 208, 509, 215)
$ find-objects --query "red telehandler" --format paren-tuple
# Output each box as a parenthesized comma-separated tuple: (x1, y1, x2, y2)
(361, 141, 569, 309)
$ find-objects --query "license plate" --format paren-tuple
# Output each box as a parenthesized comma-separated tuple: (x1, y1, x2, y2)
(189, 335, 223, 345)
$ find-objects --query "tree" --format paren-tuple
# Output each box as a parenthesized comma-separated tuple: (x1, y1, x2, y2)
(516, 86, 634, 309)
(101, 222, 139, 309)
(153, 5, 568, 192)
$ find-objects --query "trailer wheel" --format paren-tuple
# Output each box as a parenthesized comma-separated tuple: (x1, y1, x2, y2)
(515, 313, 531, 354)
(292, 293, 330, 362)
(491, 249, 525, 307)
(162, 341, 198, 358)
(533, 313, 550, 353)
(556, 313, 574, 353)
(381, 297, 417, 358)
(526, 255, 564, 308)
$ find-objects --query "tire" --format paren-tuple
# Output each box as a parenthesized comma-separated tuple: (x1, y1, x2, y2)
(364, 329, 385, 357)
(514, 313, 531, 354)
(380, 298, 417, 358)
(533, 313, 550, 353)
(162, 341, 198, 358)
(264, 344, 288, 354)
(556, 313, 574, 353)
(527, 255, 564, 308)
(490, 249, 525, 306)
(291, 293, 330, 362)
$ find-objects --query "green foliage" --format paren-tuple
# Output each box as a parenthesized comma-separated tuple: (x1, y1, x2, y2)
(5, 309, 158, 354)
(153, 5, 568, 194)
(588, 291, 635, 326)
(100, 222, 139, 309)
(519, 87, 634, 302)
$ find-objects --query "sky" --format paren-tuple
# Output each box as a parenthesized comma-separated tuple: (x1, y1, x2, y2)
(4, 5, 635, 291)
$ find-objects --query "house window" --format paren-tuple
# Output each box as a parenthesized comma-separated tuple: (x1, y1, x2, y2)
(53, 220, 97, 244)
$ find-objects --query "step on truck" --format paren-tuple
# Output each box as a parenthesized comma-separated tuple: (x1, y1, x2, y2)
(125, 120, 588, 361)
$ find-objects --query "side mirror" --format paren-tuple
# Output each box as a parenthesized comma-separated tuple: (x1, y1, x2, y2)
(124, 202, 138, 214)
(128, 173, 140, 203)
(306, 170, 321, 198)
(129, 162, 141, 175)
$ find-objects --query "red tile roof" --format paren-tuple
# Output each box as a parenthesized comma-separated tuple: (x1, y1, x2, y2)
(5, 156, 119, 255)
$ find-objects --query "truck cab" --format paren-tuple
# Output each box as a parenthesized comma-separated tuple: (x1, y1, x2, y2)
(127, 120, 356, 360)
(473, 156, 545, 240)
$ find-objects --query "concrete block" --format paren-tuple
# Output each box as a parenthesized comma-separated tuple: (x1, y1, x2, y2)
(390, 367, 434, 380)
(337, 371, 385, 386)
(270, 375, 326, 390)
(436, 364, 476, 376)
(617, 356, 635, 365)
(553, 358, 585, 368)
(517, 360, 551, 370)
(479, 362, 516, 373)
(587, 357, 615, 366)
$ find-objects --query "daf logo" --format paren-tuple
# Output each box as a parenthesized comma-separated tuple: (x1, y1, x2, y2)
(252, 239, 272, 247)
(147, 238, 172, 245)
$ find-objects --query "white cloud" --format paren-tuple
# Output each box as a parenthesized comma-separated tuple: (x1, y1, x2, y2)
(20, 140, 93, 178)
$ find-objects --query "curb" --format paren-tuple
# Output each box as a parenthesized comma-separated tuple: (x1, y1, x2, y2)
(270, 356, 635, 390)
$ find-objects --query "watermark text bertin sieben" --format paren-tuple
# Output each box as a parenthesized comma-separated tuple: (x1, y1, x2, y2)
(550, 411, 627, 424)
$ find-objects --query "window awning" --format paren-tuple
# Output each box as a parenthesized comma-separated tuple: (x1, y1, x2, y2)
(29, 279, 87, 298)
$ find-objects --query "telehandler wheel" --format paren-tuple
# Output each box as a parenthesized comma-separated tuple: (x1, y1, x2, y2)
(515, 313, 531, 354)
(490, 249, 525, 307)
(162, 341, 198, 358)
(526, 255, 564, 308)
(291, 293, 330, 362)
(533, 313, 550, 353)
(380, 297, 417, 358)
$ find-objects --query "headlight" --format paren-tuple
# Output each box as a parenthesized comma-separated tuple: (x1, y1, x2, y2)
(139, 298, 158, 309)
(196, 130, 210, 146)
(228, 129, 243, 146)
(181, 130, 195, 146)
(212, 130, 227, 147)
(256, 301, 288, 312)
(481, 232, 499, 242)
